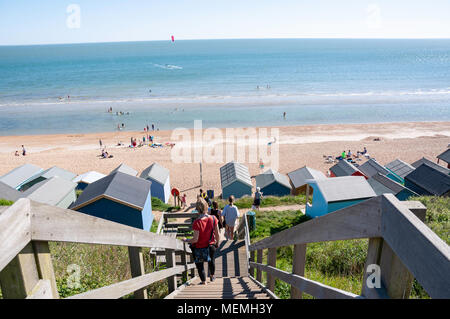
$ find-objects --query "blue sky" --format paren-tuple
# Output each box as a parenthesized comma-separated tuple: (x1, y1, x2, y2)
(1, 0, 449, 45)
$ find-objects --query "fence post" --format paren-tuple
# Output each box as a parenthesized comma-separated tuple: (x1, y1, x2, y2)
(180, 243, 188, 282)
(128, 246, 148, 299)
(165, 249, 177, 293)
(0, 243, 40, 298)
(189, 252, 195, 279)
(32, 241, 59, 299)
(267, 247, 277, 292)
(291, 244, 306, 299)
(249, 250, 256, 278)
(256, 249, 263, 282)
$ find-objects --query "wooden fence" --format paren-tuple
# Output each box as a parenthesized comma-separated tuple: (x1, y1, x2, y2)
(0, 199, 196, 299)
(237, 194, 450, 299)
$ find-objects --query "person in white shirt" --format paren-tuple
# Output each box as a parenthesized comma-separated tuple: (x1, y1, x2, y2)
(221, 195, 240, 240)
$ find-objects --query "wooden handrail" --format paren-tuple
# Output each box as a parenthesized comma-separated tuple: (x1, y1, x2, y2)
(0, 198, 195, 299)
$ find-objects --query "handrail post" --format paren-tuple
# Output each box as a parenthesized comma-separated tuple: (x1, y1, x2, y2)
(32, 241, 59, 299)
(165, 249, 177, 293)
(180, 243, 188, 282)
(256, 249, 263, 282)
(291, 244, 306, 299)
(128, 246, 148, 299)
(249, 250, 256, 278)
(267, 247, 277, 292)
(0, 243, 40, 298)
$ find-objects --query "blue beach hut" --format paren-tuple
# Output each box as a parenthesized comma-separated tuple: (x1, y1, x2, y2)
(70, 172, 153, 231)
(255, 169, 292, 197)
(19, 166, 77, 192)
(139, 162, 171, 204)
(220, 161, 252, 199)
(72, 171, 106, 190)
(0, 164, 43, 190)
(367, 173, 418, 201)
(305, 176, 376, 218)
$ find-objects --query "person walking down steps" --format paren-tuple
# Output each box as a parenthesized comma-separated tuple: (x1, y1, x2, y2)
(184, 198, 220, 285)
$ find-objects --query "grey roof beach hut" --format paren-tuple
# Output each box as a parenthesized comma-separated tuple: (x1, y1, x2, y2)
(411, 157, 450, 175)
(305, 176, 376, 218)
(404, 163, 450, 197)
(367, 173, 418, 200)
(70, 172, 154, 231)
(19, 166, 77, 192)
(0, 181, 22, 202)
(437, 149, 450, 169)
(359, 158, 403, 184)
(22, 176, 78, 208)
(220, 161, 252, 199)
(329, 160, 366, 178)
(255, 169, 292, 197)
(287, 166, 326, 195)
(140, 163, 171, 204)
(385, 159, 415, 179)
(110, 163, 138, 177)
(0, 164, 43, 190)
(72, 171, 107, 190)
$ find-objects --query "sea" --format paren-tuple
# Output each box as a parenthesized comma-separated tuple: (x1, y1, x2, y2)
(0, 39, 449, 135)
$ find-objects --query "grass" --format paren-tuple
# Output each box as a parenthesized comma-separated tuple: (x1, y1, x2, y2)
(216, 194, 306, 210)
(151, 197, 180, 212)
(250, 196, 449, 299)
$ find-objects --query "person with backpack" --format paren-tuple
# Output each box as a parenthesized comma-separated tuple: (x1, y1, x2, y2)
(221, 195, 240, 240)
(184, 198, 220, 285)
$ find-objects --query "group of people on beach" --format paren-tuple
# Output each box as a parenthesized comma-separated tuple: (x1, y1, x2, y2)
(336, 147, 368, 161)
(14, 145, 26, 157)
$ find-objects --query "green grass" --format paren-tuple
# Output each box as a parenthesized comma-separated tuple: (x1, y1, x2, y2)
(0, 199, 14, 206)
(250, 196, 449, 299)
(216, 194, 306, 210)
(151, 197, 180, 212)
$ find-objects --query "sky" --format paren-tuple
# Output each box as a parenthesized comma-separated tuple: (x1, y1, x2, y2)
(1, 0, 450, 45)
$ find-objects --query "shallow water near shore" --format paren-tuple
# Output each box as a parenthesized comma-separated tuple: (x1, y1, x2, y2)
(1, 39, 450, 135)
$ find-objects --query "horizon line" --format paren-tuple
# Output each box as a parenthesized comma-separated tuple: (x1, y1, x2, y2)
(2, 36, 450, 47)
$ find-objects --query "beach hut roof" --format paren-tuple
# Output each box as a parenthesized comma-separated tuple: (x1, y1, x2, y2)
(404, 163, 450, 196)
(35, 166, 77, 181)
(330, 160, 360, 177)
(110, 163, 138, 177)
(72, 172, 152, 210)
(220, 161, 252, 189)
(287, 166, 326, 189)
(368, 173, 415, 196)
(140, 162, 170, 185)
(359, 159, 390, 178)
(385, 159, 415, 179)
(72, 171, 107, 184)
(437, 149, 450, 164)
(255, 169, 292, 190)
(307, 176, 376, 203)
(23, 176, 77, 206)
(0, 181, 22, 202)
(411, 157, 450, 175)
(0, 164, 43, 189)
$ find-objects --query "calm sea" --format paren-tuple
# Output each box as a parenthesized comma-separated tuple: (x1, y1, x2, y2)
(0, 39, 449, 135)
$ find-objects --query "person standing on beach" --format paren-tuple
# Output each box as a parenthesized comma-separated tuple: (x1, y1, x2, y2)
(283, 111, 286, 119)
(221, 196, 240, 240)
(99, 139, 102, 149)
(253, 187, 263, 210)
(152, 124, 155, 131)
(21, 145, 26, 156)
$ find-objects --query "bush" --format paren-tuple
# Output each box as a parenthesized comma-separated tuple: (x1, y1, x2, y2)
(0, 199, 14, 206)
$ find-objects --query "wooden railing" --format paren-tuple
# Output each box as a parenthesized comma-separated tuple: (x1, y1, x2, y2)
(239, 194, 450, 299)
(0, 199, 196, 299)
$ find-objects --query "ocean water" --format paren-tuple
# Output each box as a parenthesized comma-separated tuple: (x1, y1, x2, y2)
(0, 39, 449, 135)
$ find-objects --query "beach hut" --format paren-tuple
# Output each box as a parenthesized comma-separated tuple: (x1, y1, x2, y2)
(329, 160, 366, 179)
(139, 162, 170, 204)
(110, 163, 138, 177)
(359, 159, 403, 184)
(404, 163, 450, 197)
(411, 157, 450, 175)
(255, 169, 292, 197)
(367, 173, 418, 200)
(437, 149, 450, 169)
(70, 172, 153, 231)
(384, 159, 415, 180)
(22, 176, 77, 208)
(288, 166, 326, 195)
(0, 181, 22, 202)
(220, 161, 252, 199)
(72, 171, 107, 190)
(19, 166, 77, 192)
(0, 164, 43, 190)
(305, 176, 376, 218)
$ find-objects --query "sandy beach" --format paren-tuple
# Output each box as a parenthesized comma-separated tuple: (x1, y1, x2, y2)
(1, 121, 449, 205)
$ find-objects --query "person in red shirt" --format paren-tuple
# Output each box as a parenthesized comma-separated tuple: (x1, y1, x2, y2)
(184, 197, 220, 285)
